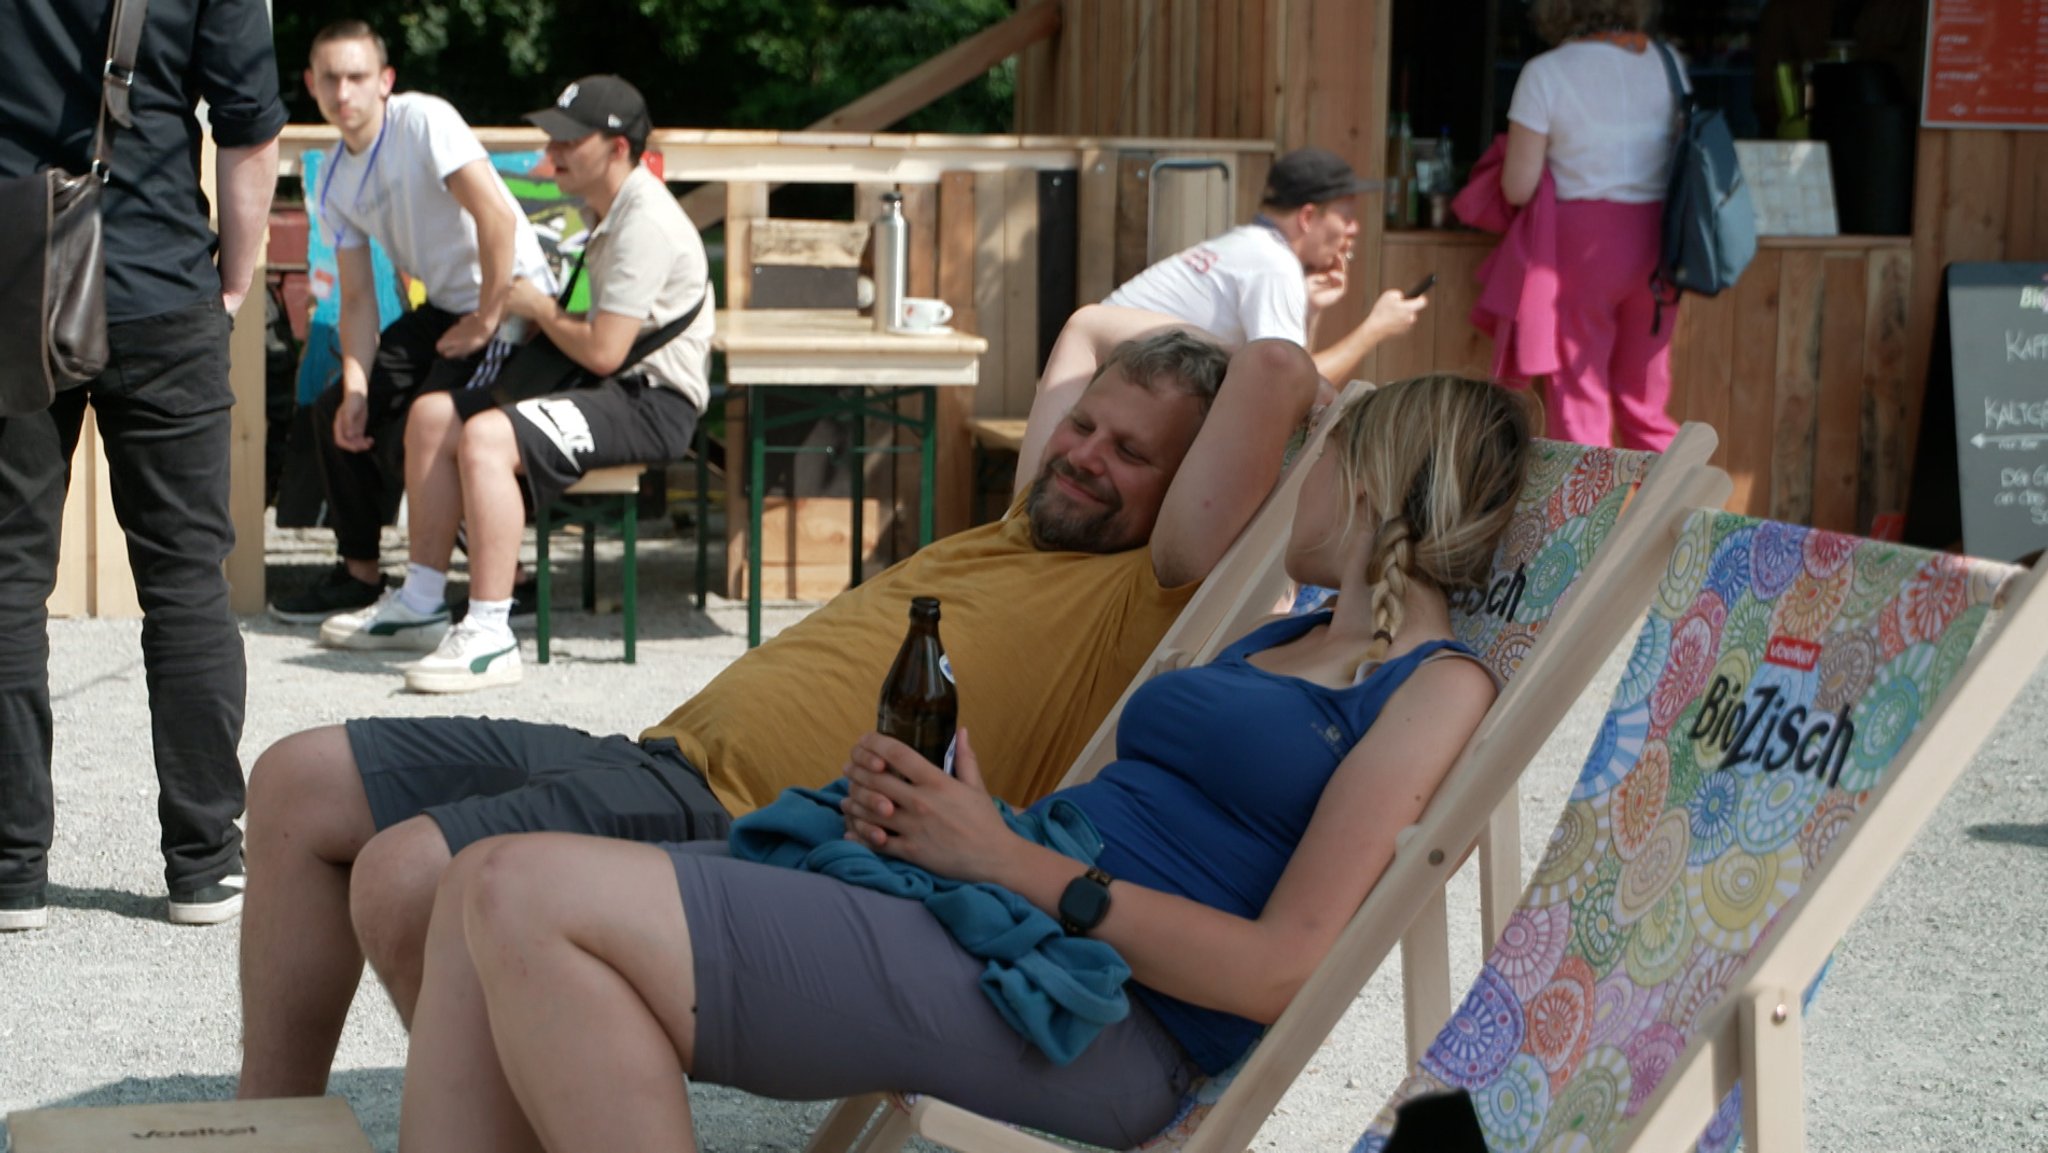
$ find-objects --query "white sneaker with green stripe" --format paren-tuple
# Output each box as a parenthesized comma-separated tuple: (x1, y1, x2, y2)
(319, 588, 450, 652)
(405, 619, 523, 694)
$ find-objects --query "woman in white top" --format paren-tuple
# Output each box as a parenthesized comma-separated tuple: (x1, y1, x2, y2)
(1501, 0, 1681, 450)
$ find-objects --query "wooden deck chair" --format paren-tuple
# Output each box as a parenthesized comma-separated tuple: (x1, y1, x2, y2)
(806, 422, 1731, 1153)
(1352, 511, 2040, 1153)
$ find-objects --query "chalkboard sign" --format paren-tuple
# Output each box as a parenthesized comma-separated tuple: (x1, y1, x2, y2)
(1942, 263, 2048, 562)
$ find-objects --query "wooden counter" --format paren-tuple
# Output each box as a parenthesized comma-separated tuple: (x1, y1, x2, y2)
(1367, 230, 1915, 534)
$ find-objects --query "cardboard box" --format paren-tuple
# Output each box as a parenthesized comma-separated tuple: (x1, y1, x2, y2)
(6, 1096, 371, 1153)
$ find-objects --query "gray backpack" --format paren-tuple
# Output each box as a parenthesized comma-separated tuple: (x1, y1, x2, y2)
(1650, 40, 1756, 329)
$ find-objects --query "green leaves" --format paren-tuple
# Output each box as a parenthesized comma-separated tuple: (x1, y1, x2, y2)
(277, 0, 1014, 133)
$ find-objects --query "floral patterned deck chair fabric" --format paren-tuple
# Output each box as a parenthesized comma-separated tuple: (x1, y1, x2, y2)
(1351, 511, 2020, 1153)
(1131, 440, 1659, 1153)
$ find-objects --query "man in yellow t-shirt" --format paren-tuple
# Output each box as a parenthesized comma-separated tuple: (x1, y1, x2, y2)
(236, 309, 1318, 1098)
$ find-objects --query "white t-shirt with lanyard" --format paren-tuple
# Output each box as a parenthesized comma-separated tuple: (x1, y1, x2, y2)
(1103, 220, 1308, 346)
(1507, 41, 1684, 203)
(318, 92, 557, 318)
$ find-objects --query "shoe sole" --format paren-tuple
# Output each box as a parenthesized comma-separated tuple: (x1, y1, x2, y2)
(167, 892, 243, 926)
(270, 603, 374, 626)
(0, 907, 48, 931)
(318, 623, 449, 652)
(405, 657, 524, 694)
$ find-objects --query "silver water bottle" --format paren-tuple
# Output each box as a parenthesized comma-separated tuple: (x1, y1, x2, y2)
(872, 192, 907, 332)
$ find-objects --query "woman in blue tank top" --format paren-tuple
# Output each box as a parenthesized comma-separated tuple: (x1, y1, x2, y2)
(397, 375, 1537, 1151)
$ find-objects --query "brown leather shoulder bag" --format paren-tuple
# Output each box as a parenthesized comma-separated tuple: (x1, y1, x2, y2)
(0, 0, 148, 418)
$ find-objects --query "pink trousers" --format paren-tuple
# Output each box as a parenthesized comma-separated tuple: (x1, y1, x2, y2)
(1546, 199, 1677, 451)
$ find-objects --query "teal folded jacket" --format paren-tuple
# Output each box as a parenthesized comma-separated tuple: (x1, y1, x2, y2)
(729, 780, 1131, 1066)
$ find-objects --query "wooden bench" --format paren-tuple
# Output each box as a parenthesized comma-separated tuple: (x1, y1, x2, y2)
(969, 419, 1029, 521)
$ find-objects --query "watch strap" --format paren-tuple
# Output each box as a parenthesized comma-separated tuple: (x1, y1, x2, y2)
(1058, 865, 1114, 937)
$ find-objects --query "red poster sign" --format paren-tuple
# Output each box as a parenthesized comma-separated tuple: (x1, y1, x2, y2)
(1923, 0, 2048, 129)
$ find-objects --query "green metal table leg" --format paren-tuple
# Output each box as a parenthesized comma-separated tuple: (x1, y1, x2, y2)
(749, 387, 768, 649)
(918, 386, 937, 547)
(694, 421, 710, 612)
(622, 492, 638, 664)
(581, 511, 597, 612)
(535, 506, 554, 664)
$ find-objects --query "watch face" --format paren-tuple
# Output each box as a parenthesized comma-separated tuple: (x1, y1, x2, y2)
(1060, 875, 1112, 931)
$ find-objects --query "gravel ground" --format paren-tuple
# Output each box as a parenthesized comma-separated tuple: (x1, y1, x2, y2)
(2, 524, 2044, 1151)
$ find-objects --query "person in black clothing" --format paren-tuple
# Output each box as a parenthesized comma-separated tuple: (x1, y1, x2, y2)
(0, 0, 286, 930)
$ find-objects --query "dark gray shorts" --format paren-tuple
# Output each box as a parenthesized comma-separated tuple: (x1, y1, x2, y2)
(346, 716, 731, 854)
(668, 843, 1198, 1148)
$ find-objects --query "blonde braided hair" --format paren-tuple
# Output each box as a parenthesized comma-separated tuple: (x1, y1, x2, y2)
(1324, 375, 1537, 672)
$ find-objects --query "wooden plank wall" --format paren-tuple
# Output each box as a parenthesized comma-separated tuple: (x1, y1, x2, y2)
(1906, 128, 2048, 478)
(1029, 0, 1389, 382)
(1376, 233, 1914, 535)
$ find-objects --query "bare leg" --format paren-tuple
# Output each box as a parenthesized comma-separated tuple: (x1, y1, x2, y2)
(460, 835, 702, 1153)
(404, 392, 465, 574)
(397, 840, 544, 1153)
(237, 727, 379, 1098)
(350, 816, 454, 1026)
(454, 410, 527, 603)
(1013, 304, 1220, 499)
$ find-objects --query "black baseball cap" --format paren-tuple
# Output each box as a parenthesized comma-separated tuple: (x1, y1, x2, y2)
(1262, 147, 1372, 207)
(526, 75, 651, 149)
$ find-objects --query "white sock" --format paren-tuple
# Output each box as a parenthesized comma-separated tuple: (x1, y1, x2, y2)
(465, 598, 515, 636)
(397, 565, 448, 615)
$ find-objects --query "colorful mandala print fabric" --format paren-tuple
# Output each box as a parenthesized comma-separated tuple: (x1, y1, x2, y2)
(1451, 441, 1653, 686)
(1132, 442, 1655, 1153)
(1352, 512, 2017, 1153)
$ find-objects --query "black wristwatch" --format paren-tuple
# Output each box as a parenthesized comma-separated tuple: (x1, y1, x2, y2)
(1058, 866, 1114, 937)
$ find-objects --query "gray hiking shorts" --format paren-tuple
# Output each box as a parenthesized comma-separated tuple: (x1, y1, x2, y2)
(346, 716, 732, 854)
(668, 842, 1199, 1148)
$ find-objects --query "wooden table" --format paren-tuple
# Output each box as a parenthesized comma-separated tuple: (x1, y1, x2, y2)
(712, 310, 987, 646)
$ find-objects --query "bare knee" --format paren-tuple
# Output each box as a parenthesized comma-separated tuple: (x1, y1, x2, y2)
(405, 392, 460, 456)
(246, 726, 374, 865)
(460, 836, 559, 945)
(456, 410, 519, 476)
(351, 817, 454, 979)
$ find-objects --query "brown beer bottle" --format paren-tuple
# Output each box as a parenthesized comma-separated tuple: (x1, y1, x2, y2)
(877, 596, 958, 772)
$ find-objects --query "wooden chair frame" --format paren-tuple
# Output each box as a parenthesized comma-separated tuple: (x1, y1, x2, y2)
(1617, 558, 2046, 1153)
(807, 421, 1731, 1153)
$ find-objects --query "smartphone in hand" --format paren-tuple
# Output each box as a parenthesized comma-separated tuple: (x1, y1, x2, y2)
(1405, 273, 1437, 299)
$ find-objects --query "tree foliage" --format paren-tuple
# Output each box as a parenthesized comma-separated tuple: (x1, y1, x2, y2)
(273, 0, 1017, 134)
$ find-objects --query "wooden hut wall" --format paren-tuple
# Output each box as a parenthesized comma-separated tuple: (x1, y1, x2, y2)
(1025, 0, 1391, 375)
(1016, 6, 2048, 540)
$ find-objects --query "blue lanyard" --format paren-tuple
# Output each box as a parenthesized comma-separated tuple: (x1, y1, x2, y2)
(317, 117, 389, 247)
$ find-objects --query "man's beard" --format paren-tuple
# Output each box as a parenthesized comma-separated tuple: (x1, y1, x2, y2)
(1025, 460, 1130, 553)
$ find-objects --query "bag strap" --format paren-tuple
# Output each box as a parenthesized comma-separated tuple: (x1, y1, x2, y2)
(619, 290, 707, 374)
(550, 246, 707, 376)
(1651, 40, 1694, 118)
(91, 0, 150, 180)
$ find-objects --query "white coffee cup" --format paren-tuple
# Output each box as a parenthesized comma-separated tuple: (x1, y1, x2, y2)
(898, 297, 954, 330)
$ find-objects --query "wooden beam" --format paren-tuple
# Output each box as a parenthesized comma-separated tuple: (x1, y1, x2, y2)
(1772, 250, 1825, 526)
(1813, 253, 1868, 533)
(838, 0, 1056, 136)
(937, 171, 978, 537)
(226, 261, 268, 614)
(681, 2, 1063, 229)
(722, 182, 768, 598)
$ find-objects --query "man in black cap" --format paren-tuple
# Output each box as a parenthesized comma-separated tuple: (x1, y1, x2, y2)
(1105, 146, 1425, 387)
(349, 73, 713, 695)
